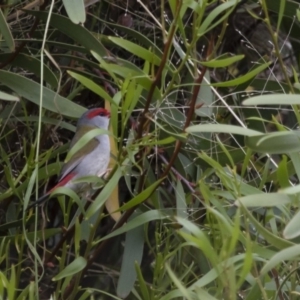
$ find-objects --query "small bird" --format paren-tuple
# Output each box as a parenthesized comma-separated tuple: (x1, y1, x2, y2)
(28, 108, 111, 208)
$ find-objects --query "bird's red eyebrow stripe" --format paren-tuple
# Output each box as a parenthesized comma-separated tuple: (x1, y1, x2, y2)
(87, 108, 108, 119)
(48, 173, 76, 194)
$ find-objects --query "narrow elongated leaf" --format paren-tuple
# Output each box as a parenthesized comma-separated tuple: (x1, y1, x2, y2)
(52, 257, 87, 280)
(175, 180, 187, 219)
(212, 62, 272, 87)
(280, 184, 300, 195)
(198, 1, 237, 35)
(166, 264, 193, 300)
(0, 70, 85, 117)
(235, 193, 291, 207)
(261, 245, 300, 276)
(192, 288, 218, 300)
(7, 264, 16, 300)
(117, 213, 144, 298)
(188, 254, 262, 290)
(0, 53, 58, 88)
(85, 167, 122, 219)
(68, 71, 113, 103)
(65, 128, 109, 162)
(27, 11, 107, 56)
(0, 9, 14, 51)
(0, 91, 19, 101)
(98, 210, 166, 242)
(240, 204, 293, 250)
(246, 131, 300, 154)
(177, 217, 219, 264)
(50, 187, 85, 215)
(62, 0, 86, 24)
(243, 94, 300, 106)
(277, 155, 290, 188)
(276, 0, 286, 31)
(104, 100, 121, 222)
(109, 37, 161, 66)
(195, 70, 213, 117)
(186, 124, 262, 137)
(283, 210, 300, 239)
(200, 55, 245, 68)
(118, 178, 164, 211)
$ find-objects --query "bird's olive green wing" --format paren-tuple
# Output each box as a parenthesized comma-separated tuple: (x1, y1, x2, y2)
(58, 125, 100, 181)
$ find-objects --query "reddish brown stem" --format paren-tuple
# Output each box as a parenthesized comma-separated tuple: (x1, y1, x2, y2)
(136, 0, 182, 140)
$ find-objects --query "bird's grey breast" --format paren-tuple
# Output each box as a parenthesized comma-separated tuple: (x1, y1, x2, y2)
(81, 134, 110, 176)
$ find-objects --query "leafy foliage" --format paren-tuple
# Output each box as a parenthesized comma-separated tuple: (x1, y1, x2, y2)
(0, 0, 300, 299)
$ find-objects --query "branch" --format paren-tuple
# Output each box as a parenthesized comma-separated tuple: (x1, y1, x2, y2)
(136, 0, 182, 140)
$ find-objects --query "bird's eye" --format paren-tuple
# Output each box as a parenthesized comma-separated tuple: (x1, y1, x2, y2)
(99, 112, 105, 116)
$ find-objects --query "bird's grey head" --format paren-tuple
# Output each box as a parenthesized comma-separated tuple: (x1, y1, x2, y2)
(77, 108, 110, 129)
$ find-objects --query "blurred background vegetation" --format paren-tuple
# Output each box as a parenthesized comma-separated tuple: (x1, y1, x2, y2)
(1, 0, 300, 299)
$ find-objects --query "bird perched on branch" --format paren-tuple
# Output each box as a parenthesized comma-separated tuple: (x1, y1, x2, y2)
(28, 108, 111, 209)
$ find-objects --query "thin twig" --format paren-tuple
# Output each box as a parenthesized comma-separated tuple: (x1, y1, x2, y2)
(158, 152, 195, 193)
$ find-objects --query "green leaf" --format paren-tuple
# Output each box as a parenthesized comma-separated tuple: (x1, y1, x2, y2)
(0, 9, 14, 52)
(117, 212, 144, 298)
(280, 184, 300, 195)
(198, 0, 238, 36)
(109, 37, 161, 66)
(186, 124, 262, 137)
(68, 71, 113, 103)
(276, 0, 286, 32)
(212, 62, 272, 87)
(62, 0, 86, 24)
(277, 155, 290, 188)
(0, 70, 85, 118)
(65, 128, 110, 163)
(200, 55, 245, 68)
(289, 152, 300, 181)
(118, 178, 164, 211)
(98, 210, 166, 242)
(191, 288, 218, 300)
(50, 187, 86, 217)
(27, 11, 107, 56)
(52, 256, 87, 280)
(243, 93, 300, 106)
(166, 264, 193, 300)
(235, 193, 291, 207)
(135, 263, 150, 300)
(283, 210, 300, 239)
(0, 91, 19, 101)
(0, 53, 58, 88)
(246, 131, 300, 154)
(261, 244, 300, 276)
(7, 264, 16, 300)
(85, 167, 122, 219)
(121, 79, 142, 126)
(177, 217, 219, 265)
(240, 204, 293, 250)
(188, 253, 262, 291)
(195, 70, 213, 117)
(175, 179, 187, 219)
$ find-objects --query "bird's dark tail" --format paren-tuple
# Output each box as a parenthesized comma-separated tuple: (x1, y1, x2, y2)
(26, 193, 50, 210)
